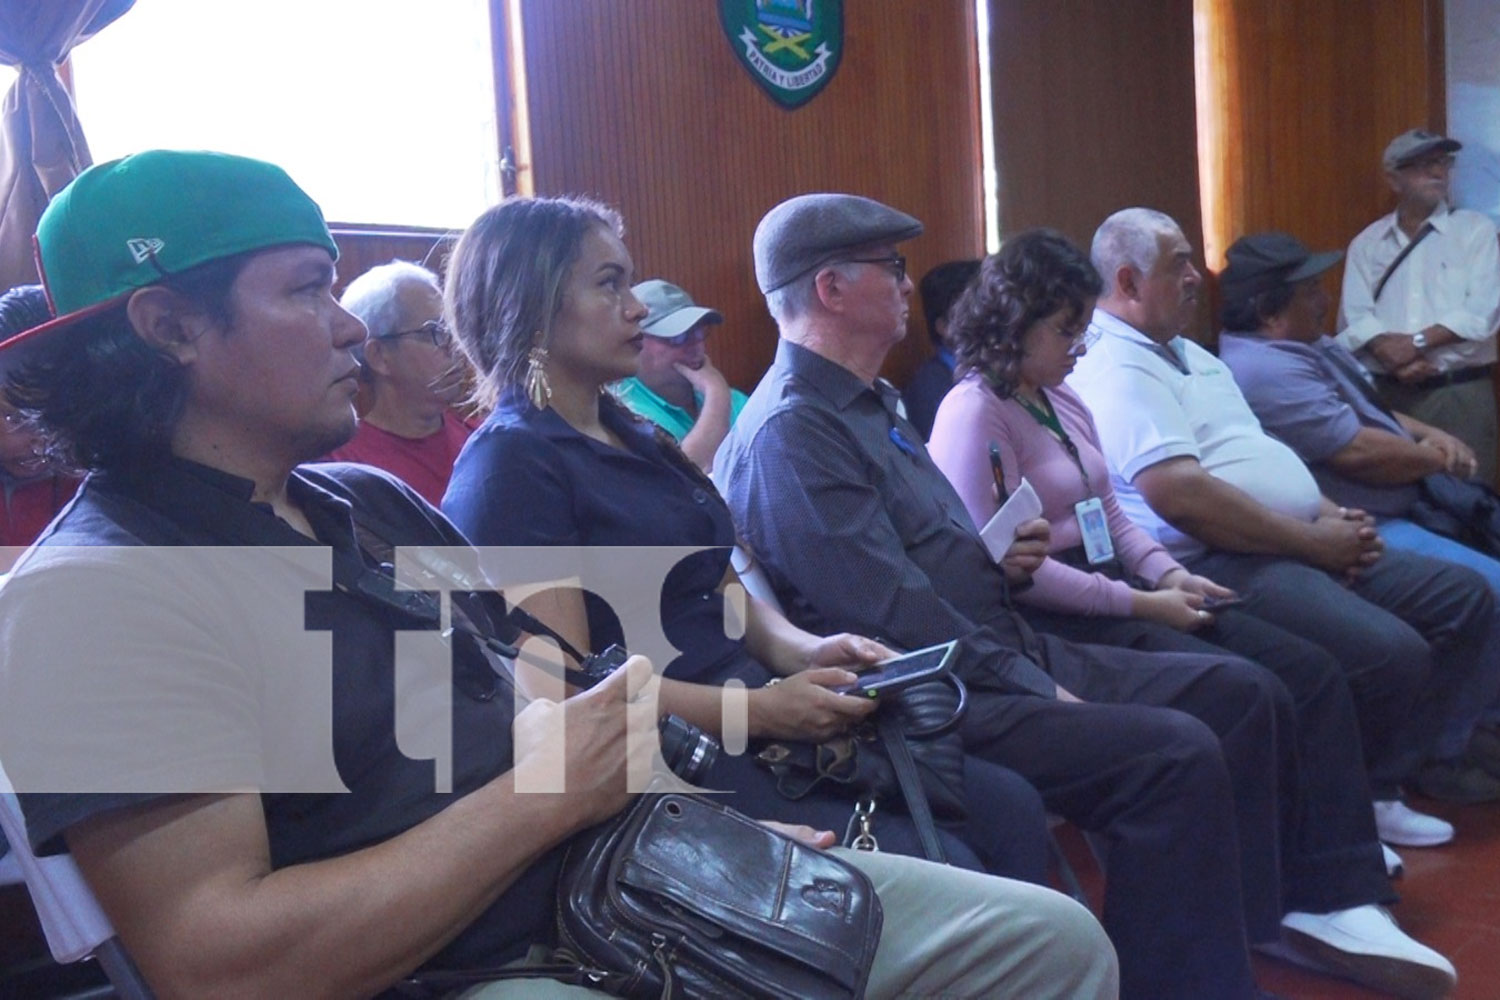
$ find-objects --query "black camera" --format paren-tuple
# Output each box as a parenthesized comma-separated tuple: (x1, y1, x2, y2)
(581, 645, 720, 784)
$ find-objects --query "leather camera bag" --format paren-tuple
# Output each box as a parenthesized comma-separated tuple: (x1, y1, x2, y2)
(555, 791, 883, 999)
(393, 792, 883, 1000)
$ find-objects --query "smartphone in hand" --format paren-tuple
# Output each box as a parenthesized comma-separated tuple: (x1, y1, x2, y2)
(1200, 593, 1246, 612)
(833, 641, 957, 698)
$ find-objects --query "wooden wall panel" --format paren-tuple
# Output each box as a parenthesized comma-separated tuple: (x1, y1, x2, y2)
(987, 0, 1207, 329)
(1195, 0, 1443, 298)
(514, 0, 983, 390)
(330, 228, 453, 297)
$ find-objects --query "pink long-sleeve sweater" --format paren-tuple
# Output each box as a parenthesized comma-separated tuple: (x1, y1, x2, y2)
(928, 374, 1181, 617)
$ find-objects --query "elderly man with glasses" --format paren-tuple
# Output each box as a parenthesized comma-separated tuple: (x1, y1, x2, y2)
(1339, 129, 1500, 486)
(328, 260, 473, 505)
(611, 279, 748, 470)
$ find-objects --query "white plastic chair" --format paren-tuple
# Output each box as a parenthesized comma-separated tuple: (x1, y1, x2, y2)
(0, 750, 155, 997)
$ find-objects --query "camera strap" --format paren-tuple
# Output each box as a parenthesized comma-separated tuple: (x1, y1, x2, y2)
(501, 605, 591, 668)
(1373, 221, 1434, 302)
(342, 512, 605, 691)
(874, 709, 948, 863)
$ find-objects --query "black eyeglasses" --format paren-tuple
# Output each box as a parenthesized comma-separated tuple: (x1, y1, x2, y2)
(379, 319, 451, 349)
(843, 255, 908, 283)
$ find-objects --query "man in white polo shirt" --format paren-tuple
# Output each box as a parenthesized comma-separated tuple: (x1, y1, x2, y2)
(1070, 207, 1499, 848)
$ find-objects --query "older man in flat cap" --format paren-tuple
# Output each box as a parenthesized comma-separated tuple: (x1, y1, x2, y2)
(1339, 128, 1500, 485)
(716, 193, 1324, 1000)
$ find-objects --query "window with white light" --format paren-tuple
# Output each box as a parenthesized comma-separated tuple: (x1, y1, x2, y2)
(69, 0, 501, 229)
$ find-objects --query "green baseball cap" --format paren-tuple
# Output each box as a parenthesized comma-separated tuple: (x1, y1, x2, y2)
(0, 149, 338, 372)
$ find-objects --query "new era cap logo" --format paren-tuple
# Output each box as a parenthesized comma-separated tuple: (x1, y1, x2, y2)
(127, 238, 165, 264)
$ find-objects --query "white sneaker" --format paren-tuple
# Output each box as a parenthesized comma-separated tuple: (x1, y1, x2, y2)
(1280, 905, 1456, 999)
(1383, 842, 1405, 879)
(1373, 800, 1454, 847)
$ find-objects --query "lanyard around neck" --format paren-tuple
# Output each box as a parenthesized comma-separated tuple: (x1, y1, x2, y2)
(1014, 388, 1094, 495)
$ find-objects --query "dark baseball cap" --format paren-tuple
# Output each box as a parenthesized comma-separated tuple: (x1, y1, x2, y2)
(1220, 232, 1342, 300)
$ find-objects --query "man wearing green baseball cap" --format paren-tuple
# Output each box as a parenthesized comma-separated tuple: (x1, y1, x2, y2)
(0, 149, 660, 996)
(0, 152, 1118, 999)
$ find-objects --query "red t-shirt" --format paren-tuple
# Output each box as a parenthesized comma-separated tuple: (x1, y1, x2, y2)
(326, 411, 474, 507)
(2, 473, 80, 567)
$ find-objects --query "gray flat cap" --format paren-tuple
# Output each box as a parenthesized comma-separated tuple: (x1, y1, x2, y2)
(754, 193, 924, 293)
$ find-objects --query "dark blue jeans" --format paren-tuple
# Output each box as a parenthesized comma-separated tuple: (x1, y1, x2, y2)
(1187, 546, 1496, 798)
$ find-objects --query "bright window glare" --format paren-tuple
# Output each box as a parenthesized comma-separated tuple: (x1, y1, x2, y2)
(70, 0, 500, 228)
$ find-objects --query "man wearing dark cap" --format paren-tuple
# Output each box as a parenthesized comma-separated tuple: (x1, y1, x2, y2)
(717, 192, 1383, 999)
(1339, 128, 1500, 485)
(1220, 230, 1500, 802)
(612, 278, 747, 469)
(1075, 208, 1496, 841)
(0, 155, 1117, 1000)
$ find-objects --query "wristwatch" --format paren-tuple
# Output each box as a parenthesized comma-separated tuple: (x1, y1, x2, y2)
(1413, 331, 1429, 351)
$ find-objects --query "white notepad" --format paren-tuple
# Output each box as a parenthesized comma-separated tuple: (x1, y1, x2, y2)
(979, 477, 1043, 562)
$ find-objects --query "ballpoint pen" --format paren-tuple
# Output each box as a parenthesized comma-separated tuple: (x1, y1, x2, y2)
(988, 442, 1010, 504)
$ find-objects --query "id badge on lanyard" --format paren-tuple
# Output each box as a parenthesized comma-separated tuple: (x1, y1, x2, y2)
(1015, 388, 1117, 566)
(1074, 496, 1115, 565)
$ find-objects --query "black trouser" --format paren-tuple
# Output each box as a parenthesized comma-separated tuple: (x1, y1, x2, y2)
(1188, 548, 1496, 798)
(700, 746, 1052, 883)
(960, 639, 1275, 1000)
(1025, 605, 1393, 921)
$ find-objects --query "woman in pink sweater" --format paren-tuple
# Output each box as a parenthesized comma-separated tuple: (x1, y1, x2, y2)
(928, 230, 1230, 636)
(926, 230, 1415, 888)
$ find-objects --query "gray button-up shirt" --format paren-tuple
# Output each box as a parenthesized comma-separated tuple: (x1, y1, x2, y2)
(1219, 330, 1419, 518)
(715, 340, 1056, 698)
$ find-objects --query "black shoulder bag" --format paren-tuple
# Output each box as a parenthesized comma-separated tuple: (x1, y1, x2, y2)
(396, 792, 884, 1000)
(363, 562, 884, 1000)
(754, 671, 969, 863)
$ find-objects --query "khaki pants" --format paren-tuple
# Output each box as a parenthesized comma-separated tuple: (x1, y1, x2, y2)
(1381, 373, 1499, 487)
(462, 849, 1119, 1000)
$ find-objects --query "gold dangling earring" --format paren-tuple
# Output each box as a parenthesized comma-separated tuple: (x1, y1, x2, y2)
(524, 344, 552, 409)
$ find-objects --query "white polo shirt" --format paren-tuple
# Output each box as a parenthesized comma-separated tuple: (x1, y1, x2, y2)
(1067, 309, 1321, 560)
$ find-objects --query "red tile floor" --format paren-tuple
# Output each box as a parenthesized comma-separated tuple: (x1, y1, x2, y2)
(1057, 796, 1500, 998)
